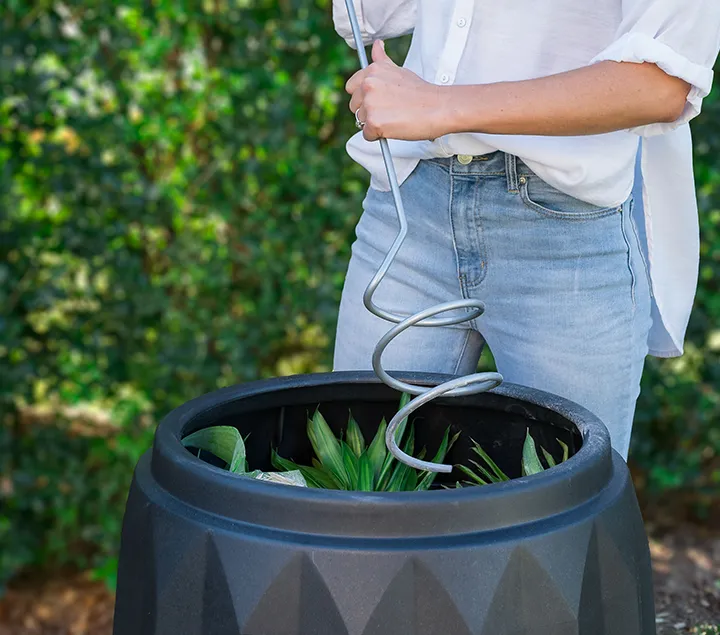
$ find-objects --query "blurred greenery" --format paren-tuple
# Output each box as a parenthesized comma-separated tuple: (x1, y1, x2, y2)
(0, 0, 718, 589)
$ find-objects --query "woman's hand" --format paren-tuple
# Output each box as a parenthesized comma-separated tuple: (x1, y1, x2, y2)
(346, 40, 691, 141)
(346, 40, 447, 142)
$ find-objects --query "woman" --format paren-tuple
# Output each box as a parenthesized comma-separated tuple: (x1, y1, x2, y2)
(331, 0, 720, 458)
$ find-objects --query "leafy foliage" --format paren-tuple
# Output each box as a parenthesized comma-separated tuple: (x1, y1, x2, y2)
(182, 425, 307, 485)
(180, 394, 458, 492)
(0, 0, 373, 588)
(0, 0, 718, 590)
(272, 394, 460, 491)
(182, 426, 247, 473)
(179, 394, 565, 492)
(456, 431, 568, 485)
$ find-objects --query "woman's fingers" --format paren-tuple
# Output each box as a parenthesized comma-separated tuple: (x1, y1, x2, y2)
(349, 89, 364, 113)
(346, 40, 393, 99)
(345, 68, 365, 96)
(362, 117, 380, 141)
(346, 40, 400, 140)
(350, 102, 377, 141)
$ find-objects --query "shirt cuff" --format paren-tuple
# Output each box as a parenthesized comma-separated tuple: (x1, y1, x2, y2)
(590, 32, 715, 137)
(333, 0, 371, 50)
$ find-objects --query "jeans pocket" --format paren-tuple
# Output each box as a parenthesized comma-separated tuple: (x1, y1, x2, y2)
(519, 175, 621, 220)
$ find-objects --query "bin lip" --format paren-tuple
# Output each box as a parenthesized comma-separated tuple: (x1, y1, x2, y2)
(147, 371, 617, 538)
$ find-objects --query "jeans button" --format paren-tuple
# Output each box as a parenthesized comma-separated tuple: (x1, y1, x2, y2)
(457, 154, 473, 165)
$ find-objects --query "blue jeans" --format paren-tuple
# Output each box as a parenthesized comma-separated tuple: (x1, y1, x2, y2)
(333, 152, 652, 459)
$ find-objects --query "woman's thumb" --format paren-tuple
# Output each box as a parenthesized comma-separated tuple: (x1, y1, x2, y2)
(372, 40, 393, 64)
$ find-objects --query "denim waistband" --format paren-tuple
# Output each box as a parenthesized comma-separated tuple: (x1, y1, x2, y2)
(427, 152, 534, 192)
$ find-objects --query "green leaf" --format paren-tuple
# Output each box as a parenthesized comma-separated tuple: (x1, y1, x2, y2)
(441, 482, 465, 490)
(456, 464, 489, 485)
(416, 429, 460, 491)
(342, 442, 359, 489)
(307, 409, 349, 488)
(357, 453, 374, 492)
(302, 473, 324, 489)
(271, 449, 300, 473)
(377, 394, 412, 490)
(346, 413, 365, 457)
(182, 426, 246, 473)
(468, 459, 503, 484)
(416, 470, 437, 491)
(376, 443, 397, 491)
(402, 468, 418, 491)
(384, 469, 408, 492)
(272, 450, 340, 489)
(377, 458, 396, 491)
(298, 465, 341, 489)
(470, 440, 510, 481)
(383, 425, 417, 492)
(522, 429, 546, 476)
(366, 417, 387, 479)
(558, 439, 569, 463)
(431, 428, 455, 462)
(391, 393, 412, 449)
(541, 447, 556, 468)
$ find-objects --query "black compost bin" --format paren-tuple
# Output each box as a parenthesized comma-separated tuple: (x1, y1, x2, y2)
(113, 371, 655, 635)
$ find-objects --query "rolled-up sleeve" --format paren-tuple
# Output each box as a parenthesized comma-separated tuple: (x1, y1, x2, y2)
(590, 0, 720, 136)
(332, 0, 416, 49)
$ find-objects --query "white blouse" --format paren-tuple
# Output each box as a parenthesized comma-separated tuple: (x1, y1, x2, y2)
(332, 0, 720, 358)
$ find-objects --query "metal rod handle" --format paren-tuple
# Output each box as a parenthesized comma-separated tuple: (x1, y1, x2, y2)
(343, 0, 503, 473)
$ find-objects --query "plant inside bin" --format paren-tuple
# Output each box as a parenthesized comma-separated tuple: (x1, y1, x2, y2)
(182, 394, 458, 491)
(182, 392, 570, 490)
(272, 394, 460, 492)
(458, 431, 570, 485)
(181, 426, 308, 487)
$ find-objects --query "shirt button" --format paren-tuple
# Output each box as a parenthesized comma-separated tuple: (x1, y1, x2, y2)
(440, 74, 450, 84)
(457, 154, 473, 165)
(457, 17, 467, 27)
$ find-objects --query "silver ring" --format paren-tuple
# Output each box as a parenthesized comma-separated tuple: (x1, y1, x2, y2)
(355, 107, 365, 129)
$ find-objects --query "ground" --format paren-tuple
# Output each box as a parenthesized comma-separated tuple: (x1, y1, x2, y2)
(643, 492, 720, 635)
(652, 524, 720, 634)
(0, 497, 717, 634)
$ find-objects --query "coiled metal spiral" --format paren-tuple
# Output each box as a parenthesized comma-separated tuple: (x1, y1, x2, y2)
(343, 0, 504, 473)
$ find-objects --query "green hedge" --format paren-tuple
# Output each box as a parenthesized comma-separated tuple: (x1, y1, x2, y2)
(1, 1, 718, 587)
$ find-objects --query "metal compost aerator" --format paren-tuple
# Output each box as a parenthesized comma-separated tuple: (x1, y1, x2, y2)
(343, 0, 504, 473)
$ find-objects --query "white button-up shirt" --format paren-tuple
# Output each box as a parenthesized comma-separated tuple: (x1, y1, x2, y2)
(333, 0, 720, 358)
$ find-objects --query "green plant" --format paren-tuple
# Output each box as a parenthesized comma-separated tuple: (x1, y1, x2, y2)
(457, 430, 569, 485)
(181, 393, 460, 492)
(181, 394, 572, 492)
(274, 394, 460, 492)
(182, 426, 307, 487)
